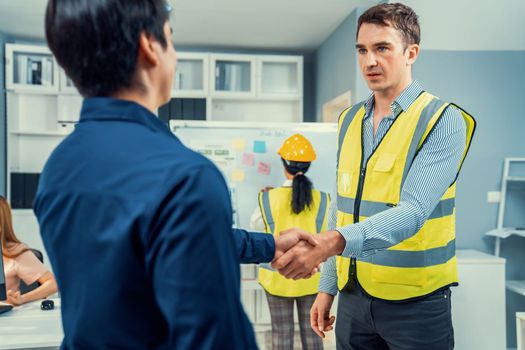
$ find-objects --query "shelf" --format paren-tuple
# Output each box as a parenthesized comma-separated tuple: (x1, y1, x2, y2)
(505, 176, 525, 182)
(507, 280, 525, 296)
(486, 227, 525, 239)
(10, 130, 68, 137)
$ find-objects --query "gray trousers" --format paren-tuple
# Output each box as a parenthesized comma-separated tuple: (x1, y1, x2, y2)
(335, 286, 454, 350)
(265, 292, 324, 350)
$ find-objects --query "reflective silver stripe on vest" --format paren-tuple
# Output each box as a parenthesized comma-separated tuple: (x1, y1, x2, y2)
(428, 197, 455, 219)
(260, 191, 275, 232)
(359, 239, 456, 268)
(401, 98, 448, 188)
(337, 102, 365, 167)
(337, 195, 455, 219)
(315, 192, 328, 233)
(260, 263, 276, 271)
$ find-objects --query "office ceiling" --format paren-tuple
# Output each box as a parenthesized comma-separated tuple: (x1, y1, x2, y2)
(0, 0, 377, 50)
(0, 0, 524, 51)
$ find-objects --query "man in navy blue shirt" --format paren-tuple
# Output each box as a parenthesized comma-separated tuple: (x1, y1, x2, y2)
(35, 1, 317, 349)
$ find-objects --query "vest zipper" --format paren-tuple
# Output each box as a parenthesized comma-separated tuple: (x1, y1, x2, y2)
(347, 106, 405, 289)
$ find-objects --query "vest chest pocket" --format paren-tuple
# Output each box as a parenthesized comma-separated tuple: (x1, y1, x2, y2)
(373, 154, 397, 172)
(338, 171, 354, 197)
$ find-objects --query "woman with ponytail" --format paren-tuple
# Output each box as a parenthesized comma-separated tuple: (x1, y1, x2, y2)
(250, 134, 330, 350)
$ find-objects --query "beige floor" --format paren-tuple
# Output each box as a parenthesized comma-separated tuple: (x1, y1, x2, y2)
(256, 329, 336, 350)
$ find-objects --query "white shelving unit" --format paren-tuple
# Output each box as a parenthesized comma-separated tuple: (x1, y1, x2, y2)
(161, 52, 303, 123)
(209, 54, 303, 123)
(4, 43, 81, 212)
(486, 158, 525, 297)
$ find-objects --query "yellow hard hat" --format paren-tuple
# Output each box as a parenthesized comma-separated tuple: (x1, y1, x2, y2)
(278, 134, 316, 162)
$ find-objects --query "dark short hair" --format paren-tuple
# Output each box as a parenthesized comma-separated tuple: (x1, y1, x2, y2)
(357, 3, 420, 47)
(45, 0, 171, 97)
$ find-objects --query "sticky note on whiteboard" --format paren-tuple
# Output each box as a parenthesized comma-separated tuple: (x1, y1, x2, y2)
(257, 162, 271, 175)
(232, 169, 245, 182)
(253, 140, 267, 154)
(242, 153, 255, 166)
(232, 139, 246, 151)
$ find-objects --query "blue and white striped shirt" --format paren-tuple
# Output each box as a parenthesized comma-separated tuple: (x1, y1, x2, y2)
(319, 80, 467, 296)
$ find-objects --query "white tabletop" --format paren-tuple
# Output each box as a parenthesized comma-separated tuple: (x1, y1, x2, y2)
(0, 299, 63, 350)
(456, 249, 506, 264)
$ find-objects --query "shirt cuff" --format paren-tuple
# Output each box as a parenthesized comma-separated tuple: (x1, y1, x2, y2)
(338, 224, 364, 258)
(318, 272, 338, 296)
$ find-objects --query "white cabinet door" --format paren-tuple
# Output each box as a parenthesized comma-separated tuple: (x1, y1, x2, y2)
(5, 44, 60, 94)
(210, 54, 256, 98)
(173, 52, 209, 98)
(257, 55, 303, 100)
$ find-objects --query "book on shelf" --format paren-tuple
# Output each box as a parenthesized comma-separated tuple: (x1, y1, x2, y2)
(29, 58, 42, 85)
(42, 57, 53, 86)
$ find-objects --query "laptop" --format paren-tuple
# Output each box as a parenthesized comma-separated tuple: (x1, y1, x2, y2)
(0, 243, 14, 314)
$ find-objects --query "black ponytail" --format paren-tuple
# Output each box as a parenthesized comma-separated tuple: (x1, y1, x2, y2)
(281, 158, 313, 214)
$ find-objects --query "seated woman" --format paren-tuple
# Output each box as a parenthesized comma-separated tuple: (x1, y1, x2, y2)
(1, 196, 58, 305)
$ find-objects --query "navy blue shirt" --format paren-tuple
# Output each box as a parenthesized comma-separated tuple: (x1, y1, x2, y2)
(34, 98, 274, 349)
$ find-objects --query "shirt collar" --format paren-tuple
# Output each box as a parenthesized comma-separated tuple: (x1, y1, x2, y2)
(363, 80, 424, 120)
(283, 179, 293, 187)
(79, 97, 172, 136)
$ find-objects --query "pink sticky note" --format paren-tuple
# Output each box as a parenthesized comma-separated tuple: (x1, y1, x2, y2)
(242, 153, 255, 166)
(257, 162, 271, 176)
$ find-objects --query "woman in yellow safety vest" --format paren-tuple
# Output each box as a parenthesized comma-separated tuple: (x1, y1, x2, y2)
(250, 134, 330, 350)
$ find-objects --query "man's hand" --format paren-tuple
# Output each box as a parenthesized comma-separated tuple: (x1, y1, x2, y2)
(274, 229, 319, 261)
(310, 292, 336, 338)
(272, 228, 345, 280)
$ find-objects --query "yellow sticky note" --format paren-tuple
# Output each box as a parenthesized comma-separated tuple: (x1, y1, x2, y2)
(232, 169, 245, 182)
(232, 139, 246, 151)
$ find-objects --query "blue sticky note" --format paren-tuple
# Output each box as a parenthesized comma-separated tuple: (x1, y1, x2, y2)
(253, 140, 267, 154)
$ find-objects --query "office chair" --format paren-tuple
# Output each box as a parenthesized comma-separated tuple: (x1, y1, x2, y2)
(19, 249, 44, 295)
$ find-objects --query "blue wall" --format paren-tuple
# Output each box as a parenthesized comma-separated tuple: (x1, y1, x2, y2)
(415, 50, 525, 347)
(315, 10, 358, 120)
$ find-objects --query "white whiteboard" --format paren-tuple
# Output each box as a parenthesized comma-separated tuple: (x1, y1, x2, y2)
(170, 121, 338, 230)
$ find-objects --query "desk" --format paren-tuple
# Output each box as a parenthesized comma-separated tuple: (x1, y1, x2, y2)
(0, 299, 62, 350)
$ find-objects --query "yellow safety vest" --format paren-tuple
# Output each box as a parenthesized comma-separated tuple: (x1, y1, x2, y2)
(335, 91, 476, 301)
(258, 187, 330, 297)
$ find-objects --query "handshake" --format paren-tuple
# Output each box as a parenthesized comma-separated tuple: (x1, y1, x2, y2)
(271, 228, 345, 280)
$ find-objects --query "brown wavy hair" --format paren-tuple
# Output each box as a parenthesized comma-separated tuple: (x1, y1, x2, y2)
(0, 196, 29, 258)
(357, 3, 420, 49)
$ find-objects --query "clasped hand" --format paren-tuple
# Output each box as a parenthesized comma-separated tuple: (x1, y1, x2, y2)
(271, 228, 331, 280)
